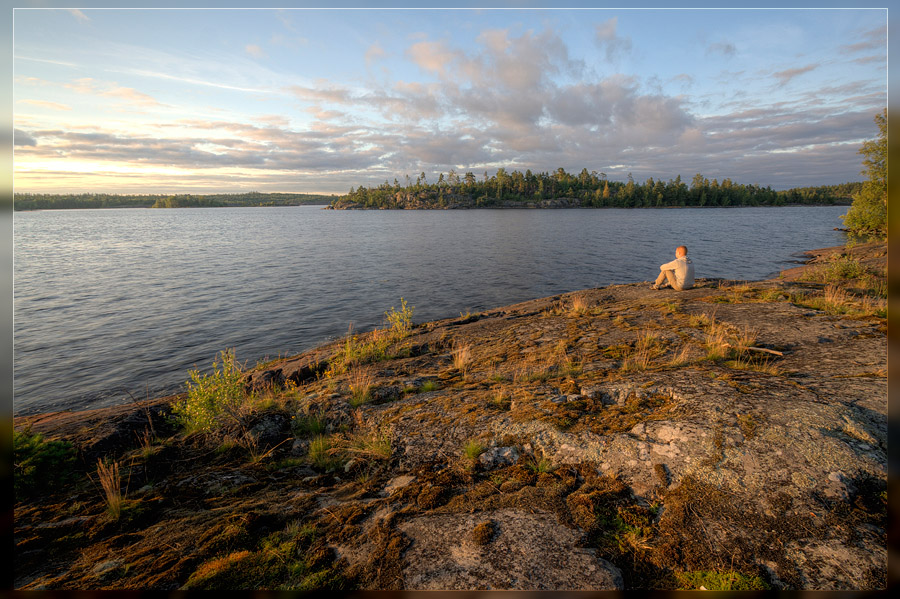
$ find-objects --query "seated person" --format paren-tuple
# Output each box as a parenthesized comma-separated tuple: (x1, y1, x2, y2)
(651, 245, 695, 291)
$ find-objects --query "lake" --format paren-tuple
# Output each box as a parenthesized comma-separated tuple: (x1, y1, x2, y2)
(13, 205, 848, 415)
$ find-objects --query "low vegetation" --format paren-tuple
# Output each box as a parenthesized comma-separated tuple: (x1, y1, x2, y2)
(171, 349, 247, 433)
(13, 427, 76, 498)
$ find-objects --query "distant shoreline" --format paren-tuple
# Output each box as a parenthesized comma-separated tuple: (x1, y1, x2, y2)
(324, 202, 851, 210)
(13, 202, 850, 212)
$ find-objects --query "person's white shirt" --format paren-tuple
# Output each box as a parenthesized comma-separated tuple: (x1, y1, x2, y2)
(659, 256, 695, 289)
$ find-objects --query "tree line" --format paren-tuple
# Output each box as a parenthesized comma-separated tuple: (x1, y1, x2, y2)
(13, 192, 336, 211)
(331, 168, 860, 210)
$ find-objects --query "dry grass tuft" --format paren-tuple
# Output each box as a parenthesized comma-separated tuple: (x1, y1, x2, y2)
(452, 340, 472, 373)
(348, 366, 374, 407)
(96, 458, 123, 519)
(703, 320, 731, 361)
(622, 330, 661, 372)
(570, 294, 589, 316)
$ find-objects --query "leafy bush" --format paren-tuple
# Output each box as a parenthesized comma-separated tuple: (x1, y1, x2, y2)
(172, 349, 247, 432)
(14, 426, 76, 498)
(385, 297, 414, 339)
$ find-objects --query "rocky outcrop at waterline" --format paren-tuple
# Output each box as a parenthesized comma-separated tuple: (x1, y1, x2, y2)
(13, 244, 887, 590)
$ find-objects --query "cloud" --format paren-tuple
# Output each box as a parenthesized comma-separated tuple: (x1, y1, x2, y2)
(14, 129, 37, 146)
(69, 9, 90, 23)
(245, 44, 266, 59)
(594, 18, 632, 61)
(840, 26, 886, 55)
(406, 40, 458, 76)
(17, 99, 72, 111)
(365, 42, 386, 66)
(288, 83, 352, 104)
(851, 55, 884, 65)
(772, 64, 818, 86)
(103, 87, 163, 107)
(64, 77, 163, 107)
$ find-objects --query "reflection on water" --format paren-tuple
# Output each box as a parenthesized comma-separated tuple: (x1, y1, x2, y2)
(13, 205, 848, 415)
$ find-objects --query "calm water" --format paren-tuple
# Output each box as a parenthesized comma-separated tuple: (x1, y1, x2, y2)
(13, 205, 848, 415)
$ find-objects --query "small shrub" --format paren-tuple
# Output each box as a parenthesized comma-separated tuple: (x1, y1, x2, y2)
(385, 297, 414, 340)
(172, 349, 247, 432)
(14, 427, 76, 498)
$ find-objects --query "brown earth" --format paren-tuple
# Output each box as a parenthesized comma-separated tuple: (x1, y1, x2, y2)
(14, 244, 887, 591)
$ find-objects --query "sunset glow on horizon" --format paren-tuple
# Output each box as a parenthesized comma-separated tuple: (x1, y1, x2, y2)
(13, 7, 887, 195)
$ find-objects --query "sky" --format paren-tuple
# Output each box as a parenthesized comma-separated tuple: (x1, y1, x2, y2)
(11, 6, 888, 194)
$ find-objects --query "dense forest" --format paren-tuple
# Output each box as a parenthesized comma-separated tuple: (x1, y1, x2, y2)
(13, 192, 336, 211)
(329, 169, 860, 210)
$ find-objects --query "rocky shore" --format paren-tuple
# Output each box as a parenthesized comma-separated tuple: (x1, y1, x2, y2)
(14, 242, 887, 590)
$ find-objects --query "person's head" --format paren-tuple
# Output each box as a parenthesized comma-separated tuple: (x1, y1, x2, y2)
(676, 245, 687, 257)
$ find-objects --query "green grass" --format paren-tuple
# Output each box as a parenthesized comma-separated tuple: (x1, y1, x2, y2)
(524, 456, 553, 473)
(308, 435, 343, 471)
(419, 380, 440, 393)
(463, 440, 486, 461)
(675, 569, 771, 590)
(324, 299, 416, 378)
(345, 426, 392, 461)
(183, 522, 347, 590)
(799, 254, 869, 283)
(292, 411, 327, 437)
(14, 426, 76, 498)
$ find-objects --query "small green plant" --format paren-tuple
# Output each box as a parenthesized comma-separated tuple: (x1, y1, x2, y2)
(345, 426, 392, 461)
(419, 380, 440, 393)
(172, 349, 247, 432)
(14, 426, 76, 498)
(463, 440, 486, 461)
(675, 569, 771, 590)
(307, 435, 342, 470)
(385, 297, 414, 339)
(488, 387, 512, 410)
(525, 456, 553, 473)
(800, 254, 869, 283)
(348, 366, 374, 407)
(293, 411, 327, 437)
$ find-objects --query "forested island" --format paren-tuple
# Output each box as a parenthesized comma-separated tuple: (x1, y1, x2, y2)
(13, 192, 336, 211)
(328, 169, 860, 210)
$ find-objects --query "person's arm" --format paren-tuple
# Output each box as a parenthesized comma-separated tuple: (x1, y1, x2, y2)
(659, 259, 678, 270)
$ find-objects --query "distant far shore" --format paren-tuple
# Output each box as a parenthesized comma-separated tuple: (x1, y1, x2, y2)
(12, 192, 336, 211)
(325, 201, 851, 211)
